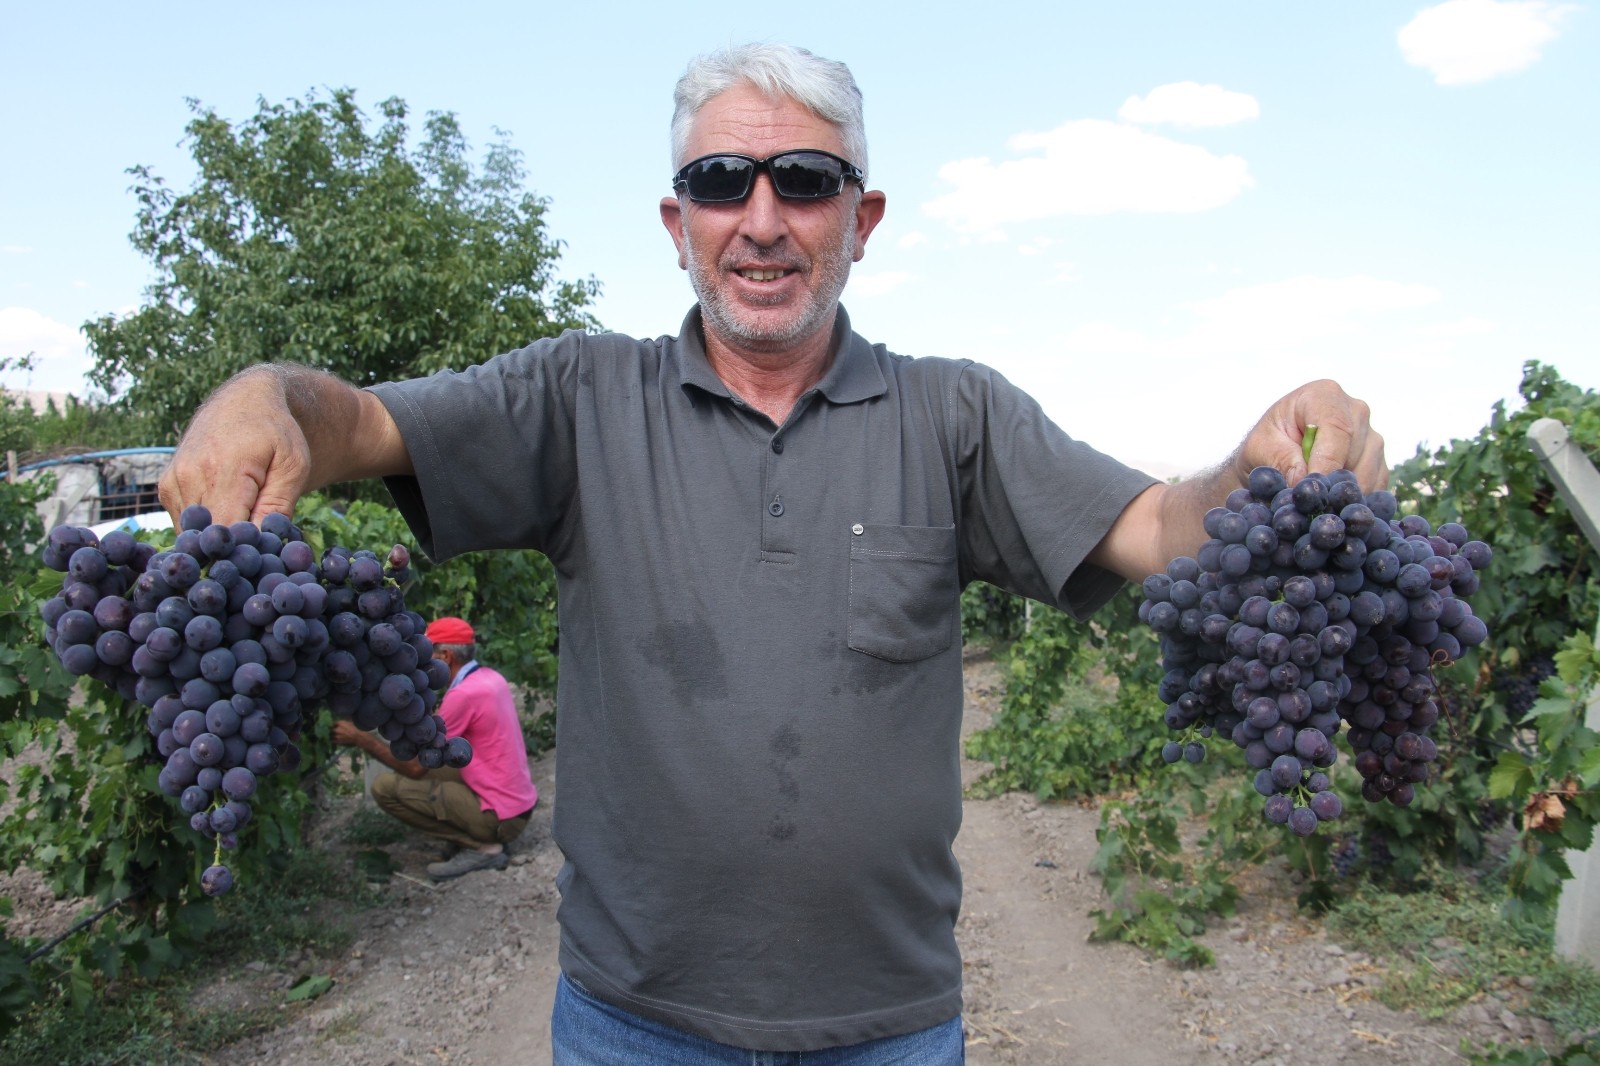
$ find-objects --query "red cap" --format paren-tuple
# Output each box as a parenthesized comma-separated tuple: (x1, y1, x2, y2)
(425, 617, 475, 644)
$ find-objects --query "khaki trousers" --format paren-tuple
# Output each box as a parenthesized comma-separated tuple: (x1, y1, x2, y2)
(370, 766, 531, 849)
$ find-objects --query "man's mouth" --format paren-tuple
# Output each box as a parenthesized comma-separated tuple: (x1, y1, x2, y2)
(738, 268, 791, 281)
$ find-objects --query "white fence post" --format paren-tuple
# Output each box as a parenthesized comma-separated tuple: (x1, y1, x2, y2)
(1525, 418, 1600, 965)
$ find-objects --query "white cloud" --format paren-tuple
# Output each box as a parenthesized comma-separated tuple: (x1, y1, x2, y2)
(1178, 276, 1442, 354)
(0, 307, 93, 393)
(982, 275, 1479, 474)
(897, 231, 930, 249)
(1415, 316, 1497, 337)
(847, 270, 912, 297)
(923, 119, 1255, 236)
(1398, 0, 1577, 85)
(1, 245, 33, 254)
(1059, 321, 1158, 355)
(1118, 82, 1261, 126)
(1017, 237, 1059, 257)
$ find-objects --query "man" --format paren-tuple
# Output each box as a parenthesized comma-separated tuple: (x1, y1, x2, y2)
(160, 42, 1384, 1063)
(331, 616, 538, 881)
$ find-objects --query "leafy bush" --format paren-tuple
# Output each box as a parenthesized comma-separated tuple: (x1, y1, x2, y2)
(965, 585, 1170, 800)
(1384, 361, 1600, 909)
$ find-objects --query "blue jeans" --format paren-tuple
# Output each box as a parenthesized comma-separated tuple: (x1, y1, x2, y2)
(551, 974, 965, 1065)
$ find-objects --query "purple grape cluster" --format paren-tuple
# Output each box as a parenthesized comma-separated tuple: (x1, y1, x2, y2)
(38, 505, 473, 896)
(1141, 466, 1492, 836)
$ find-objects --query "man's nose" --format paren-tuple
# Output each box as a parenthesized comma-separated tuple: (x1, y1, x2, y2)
(737, 172, 789, 246)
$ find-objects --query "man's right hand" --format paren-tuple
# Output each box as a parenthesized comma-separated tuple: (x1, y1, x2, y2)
(158, 369, 314, 526)
(158, 364, 413, 527)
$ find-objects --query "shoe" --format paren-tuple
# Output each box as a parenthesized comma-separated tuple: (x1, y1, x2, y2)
(436, 841, 461, 861)
(426, 848, 509, 881)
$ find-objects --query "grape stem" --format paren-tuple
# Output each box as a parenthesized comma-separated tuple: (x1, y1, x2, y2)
(1301, 424, 1319, 467)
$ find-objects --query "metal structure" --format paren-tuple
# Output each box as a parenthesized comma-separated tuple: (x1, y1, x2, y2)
(1, 447, 175, 535)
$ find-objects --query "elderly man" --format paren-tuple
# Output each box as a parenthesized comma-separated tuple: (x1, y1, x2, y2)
(331, 616, 538, 880)
(160, 42, 1383, 1065)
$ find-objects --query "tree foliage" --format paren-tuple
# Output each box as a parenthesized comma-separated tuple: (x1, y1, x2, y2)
(83, 88, 600, 440)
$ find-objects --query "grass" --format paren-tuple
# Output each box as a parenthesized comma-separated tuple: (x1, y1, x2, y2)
(1, 840, 387, 1065)
(1326, 867, 1600, 1043)
(340, 803, 408, 849)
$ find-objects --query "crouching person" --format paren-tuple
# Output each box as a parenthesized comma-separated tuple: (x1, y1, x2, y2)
(332, 615, 539, 880)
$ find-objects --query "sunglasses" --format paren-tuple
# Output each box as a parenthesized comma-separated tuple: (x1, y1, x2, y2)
(672, 150, 864, 203)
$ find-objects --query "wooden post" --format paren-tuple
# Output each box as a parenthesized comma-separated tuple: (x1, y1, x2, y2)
(1526, 418, 1600, 965)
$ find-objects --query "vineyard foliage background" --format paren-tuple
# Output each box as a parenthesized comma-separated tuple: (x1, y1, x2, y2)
(0, 82, 1596, 1050)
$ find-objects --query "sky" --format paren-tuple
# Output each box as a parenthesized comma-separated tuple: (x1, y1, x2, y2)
(2, 1, 1595, 477)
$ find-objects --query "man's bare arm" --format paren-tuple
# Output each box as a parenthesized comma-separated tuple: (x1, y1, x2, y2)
(330, 720, 427, 780)
(1088, 379, 1387, 582)
(158, 364, 413, 526)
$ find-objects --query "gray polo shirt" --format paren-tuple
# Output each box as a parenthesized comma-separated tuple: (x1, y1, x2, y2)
(370, 306, 1156, 1051)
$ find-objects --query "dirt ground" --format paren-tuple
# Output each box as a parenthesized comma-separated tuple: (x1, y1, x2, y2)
(5, 653, 1567, 1065)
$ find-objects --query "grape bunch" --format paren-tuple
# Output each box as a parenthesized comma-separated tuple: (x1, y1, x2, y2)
(1143, 466, 1492, 836)
(1493, 655, 1556, 718)
(37, 506, 473, 896)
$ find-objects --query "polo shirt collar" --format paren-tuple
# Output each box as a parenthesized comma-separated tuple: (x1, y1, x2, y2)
(673, 304, 888, 407)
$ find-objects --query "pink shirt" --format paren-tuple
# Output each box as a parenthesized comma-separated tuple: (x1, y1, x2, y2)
(439, 663, 538, 819)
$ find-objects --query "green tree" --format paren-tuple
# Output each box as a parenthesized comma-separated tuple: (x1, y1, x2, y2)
(84, 88, 600, 440)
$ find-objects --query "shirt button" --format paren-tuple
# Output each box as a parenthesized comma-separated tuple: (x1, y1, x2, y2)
(851, 523, 864, 535)
(769, 500, 785, 517)
(772, 439, 784, 454)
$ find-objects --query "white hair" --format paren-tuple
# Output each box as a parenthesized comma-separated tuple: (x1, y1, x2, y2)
(670, 43, 868, 179)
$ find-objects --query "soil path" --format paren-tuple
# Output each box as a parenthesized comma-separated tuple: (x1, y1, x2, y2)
(131, 654, 1544, 1063)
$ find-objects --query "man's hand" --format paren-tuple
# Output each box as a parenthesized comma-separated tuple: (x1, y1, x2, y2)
(331, 717, 427, 779)
(1232, 379, 1387, 491)
(158, 364, 412, 528)
(330, 720, 368, 749)
(1091, 378, 1387, 581)
(158, 369, 313, 527)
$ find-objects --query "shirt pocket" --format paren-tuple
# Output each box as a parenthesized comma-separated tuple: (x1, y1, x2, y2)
(847, 523, 960, 663)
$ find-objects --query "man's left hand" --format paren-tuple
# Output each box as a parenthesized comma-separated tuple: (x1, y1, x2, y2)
(1234, 379, 1387, 490)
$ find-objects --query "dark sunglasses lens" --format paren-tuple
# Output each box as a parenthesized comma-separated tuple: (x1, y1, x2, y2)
(769, 153, 843, 198)
(687, 157, 754, 201)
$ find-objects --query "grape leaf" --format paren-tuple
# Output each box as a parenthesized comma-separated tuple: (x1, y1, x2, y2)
(354, 848, 396, 883)
(1510, 541, 1562, 576)
(286, 974, 334, 1002)
(1488, 751, 1532, 800)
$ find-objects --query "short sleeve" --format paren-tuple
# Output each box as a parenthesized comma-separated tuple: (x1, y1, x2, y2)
(368, 330, 588, 562)
(953, 363, 1158, 619)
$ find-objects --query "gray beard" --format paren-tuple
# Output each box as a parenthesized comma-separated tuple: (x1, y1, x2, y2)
(684, 216, 856, 351)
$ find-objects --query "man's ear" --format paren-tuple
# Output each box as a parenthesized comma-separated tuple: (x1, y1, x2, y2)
(852, 189, 887, 263)
(661, 195, 688, 270)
